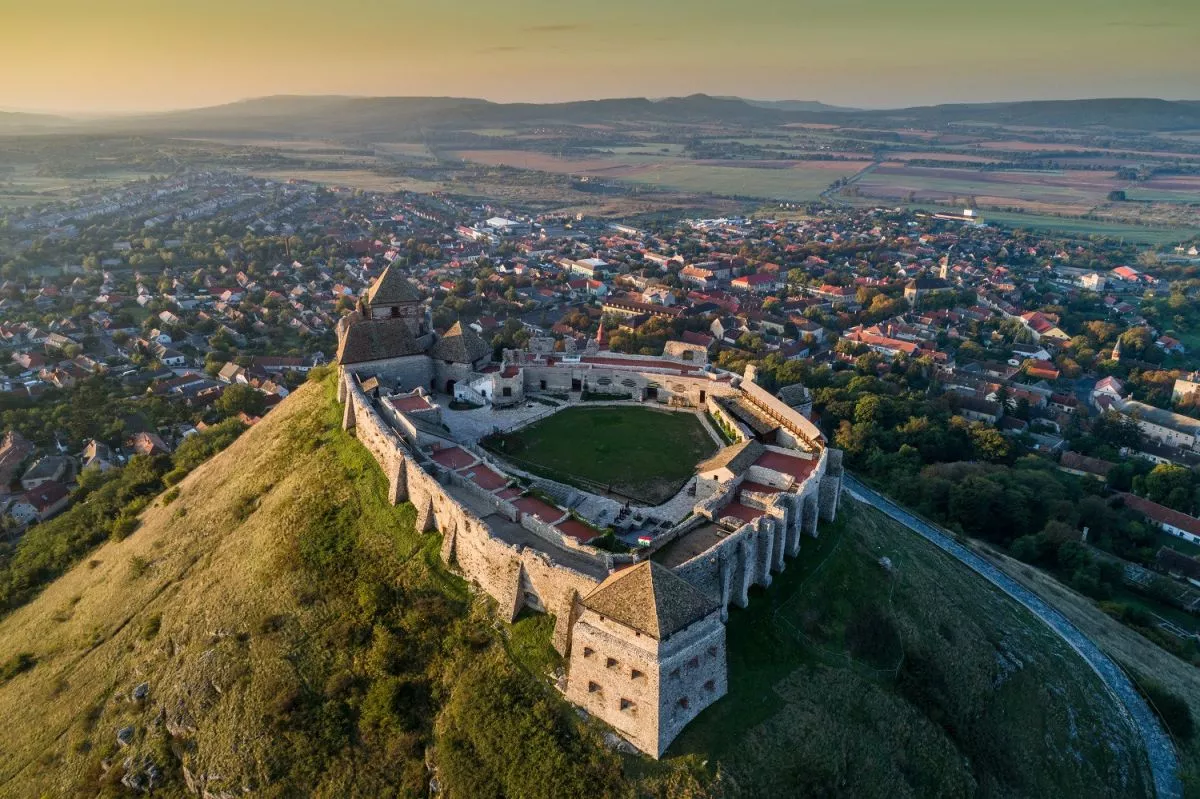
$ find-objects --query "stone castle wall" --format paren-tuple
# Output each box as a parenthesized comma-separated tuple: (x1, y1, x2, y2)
(341, 371, 601, 634)
(672, 455, 826, 618)
(343, 354, 435, 395)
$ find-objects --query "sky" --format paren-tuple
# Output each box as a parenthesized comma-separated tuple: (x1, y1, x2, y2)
(2, 0, 1198, 114)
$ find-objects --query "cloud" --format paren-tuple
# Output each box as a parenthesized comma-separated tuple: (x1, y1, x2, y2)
(523, 23, 587, 33)
(481, 45, 522, 53)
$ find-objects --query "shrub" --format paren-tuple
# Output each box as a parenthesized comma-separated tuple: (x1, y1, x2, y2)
(0, 652, 36, 682)
(162, 488, 180, 506)
(127, 556, 150, 580)
(139, 613, 162, 640)
(1137, 679, 1195, 741)
(109, 515, 140, 541)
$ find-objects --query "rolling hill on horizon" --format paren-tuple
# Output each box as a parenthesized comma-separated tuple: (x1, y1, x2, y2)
(4, 94, 1199, 139)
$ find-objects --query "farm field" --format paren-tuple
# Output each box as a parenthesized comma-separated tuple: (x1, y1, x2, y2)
(662, 499, 1154, 797)
(620, 161, 866, 201)
(449, 149, 868, 201)
(1123, 174, 1200, 203)
(851, 164, 1125, 214)
(484, 405, 715, 505)
(246, 167, 446, 194)
(0, 164, 153, 208)
(897, 203, 1190, 244)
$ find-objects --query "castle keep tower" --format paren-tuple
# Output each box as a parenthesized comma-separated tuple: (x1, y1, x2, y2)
(335, 265, 435, 382)
(361, 264, 428, 335)
(564, 561, 727, 758)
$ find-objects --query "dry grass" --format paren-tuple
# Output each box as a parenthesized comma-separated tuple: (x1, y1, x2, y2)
(0, 381, 420, 795)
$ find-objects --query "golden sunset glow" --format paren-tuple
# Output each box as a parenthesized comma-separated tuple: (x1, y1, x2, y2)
(1, 0, 1197, 113)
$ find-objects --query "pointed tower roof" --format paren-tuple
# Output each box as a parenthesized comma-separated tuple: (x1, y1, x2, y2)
(365, 264, 422, 306)
(596, 320, 609, 348)
(429, 320, 491, 364)
(581, 561, 718, 640)
(1112, 337, 1124, 360)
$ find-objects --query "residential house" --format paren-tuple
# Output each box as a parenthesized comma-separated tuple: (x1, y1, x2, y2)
(20, 455, 70, 491)
(129, 431, 172, 456)
(81, 440, 117, 472)
(730, 273, 780, 294)
(11, 481, 70, 524)
(0, 431, 34, 492)
(1120, 493, 1200, 545)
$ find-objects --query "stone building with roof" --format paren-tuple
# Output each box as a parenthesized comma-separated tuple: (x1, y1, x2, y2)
(564, 561, 726, 757)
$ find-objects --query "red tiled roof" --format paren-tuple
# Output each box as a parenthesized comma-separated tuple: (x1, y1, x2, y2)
(740, 480, 783, 495)
(514, 496, 564, 524)
(458, 464, 507, 491)
(389, 394, 434, 413)
(753, 450, 818, 483)
(431, 446, 476, 470)
(22, 480, 68, 512)
(557, 518, 601, 543)
(717, 500, 765, 524)
(1121, 493, 1200, 537)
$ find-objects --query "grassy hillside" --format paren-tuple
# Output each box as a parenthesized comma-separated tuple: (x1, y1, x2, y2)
(0, 379, 634, 798)
(0, 377, 1155, 797)
(664, 500, 1153, 798)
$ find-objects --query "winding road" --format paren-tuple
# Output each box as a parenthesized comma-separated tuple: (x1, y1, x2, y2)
(844, 473, 1182, 799)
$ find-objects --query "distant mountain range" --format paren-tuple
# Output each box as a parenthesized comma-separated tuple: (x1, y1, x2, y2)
(2, 94, 1200, 138)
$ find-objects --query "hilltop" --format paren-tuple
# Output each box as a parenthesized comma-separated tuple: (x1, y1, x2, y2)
(0, 376, 1156, 797)
(0, 377, 636, 797)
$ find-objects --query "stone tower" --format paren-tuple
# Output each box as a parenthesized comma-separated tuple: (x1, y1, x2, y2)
(336, 265, 434, 369)
(358, 263, 429, 338)
(564, 561, 727, 758)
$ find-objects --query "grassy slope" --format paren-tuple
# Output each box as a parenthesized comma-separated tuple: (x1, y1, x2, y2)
(0, 379, 651, 799)
(496, 406, 715, 504)
(661, 500, 1153, 798)
(0, 379, 1155, 798)
(966, 538, 1200, 794)
(0, 380, 474, 796)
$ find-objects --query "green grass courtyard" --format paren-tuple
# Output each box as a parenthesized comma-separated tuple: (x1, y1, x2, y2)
(483, 405, 716, 505)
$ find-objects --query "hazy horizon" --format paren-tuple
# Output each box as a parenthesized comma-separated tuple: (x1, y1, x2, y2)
(4, 0, 1199, 115)
(5, 91, 1200, 120)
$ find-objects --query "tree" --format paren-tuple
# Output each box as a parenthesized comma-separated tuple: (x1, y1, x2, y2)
(215, 385, 266, 418)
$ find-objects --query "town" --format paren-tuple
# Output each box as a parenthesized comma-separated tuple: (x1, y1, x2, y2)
(3, 163, 1200, 779)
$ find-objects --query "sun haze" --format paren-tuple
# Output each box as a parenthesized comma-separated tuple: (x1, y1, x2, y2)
(2, 0, 1198, 113)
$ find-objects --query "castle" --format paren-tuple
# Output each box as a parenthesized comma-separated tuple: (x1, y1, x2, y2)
(336, 266, 843, 757)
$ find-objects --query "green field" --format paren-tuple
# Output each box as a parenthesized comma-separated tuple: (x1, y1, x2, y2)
(486, 406, 716, 505)
(886, 202, 1190, 245)
(662, 498, 1154, 797)
(621, 161, 865, 201)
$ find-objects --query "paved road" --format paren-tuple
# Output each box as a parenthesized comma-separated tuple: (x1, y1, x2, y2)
(844, 474, 1181, 799)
